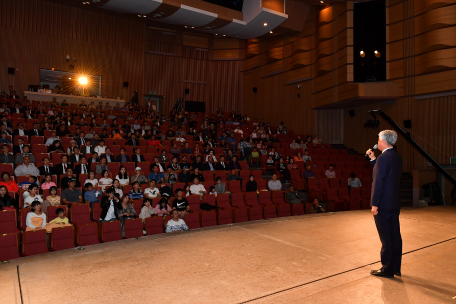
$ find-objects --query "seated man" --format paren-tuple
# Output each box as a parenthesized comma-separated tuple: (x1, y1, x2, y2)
(181, 142, 192, 154)
(165, 209, 190, 233)
(172, 188, 190, 215)
(325, 164, 336, 179)
(178, 166, 192, 183)
(309, 198, 326, 214)
(303, 150, 312, 162)
(215, 155, 227, 171)
(61, 178, 83, 207)
(38, 157, 56, 176)
(99, 187, 120, 222)
(95, 157, 109, 174)
(148, 165, 164, 184)
(227, 169, 243, 182)
(227, 133, 238, 152)
(15, 145, 36, 164)
(0, 144, 15, 164)
(130, 167, 148, 185)
(348, 173, 362, 188)
(14, 156, 40, 177)
(268, 173, 282, 191)
(303, 164, 316, 179)
(116, 148, 130, 164)
(190, 177, 206, 196)
(286, 186, 302, 204)
(202, 157, 216, 171)
(179, 155, 191, 170)
(60, 168, 80, 190)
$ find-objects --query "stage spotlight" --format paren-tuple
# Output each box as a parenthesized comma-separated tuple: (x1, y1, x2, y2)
(78, 76, 88, 85)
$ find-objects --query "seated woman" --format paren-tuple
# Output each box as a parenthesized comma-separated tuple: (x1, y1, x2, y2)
(214, 177, 229, 195)
(111, 179, 123, 197)
(84, 171, 99, 188)
(165, 209, 190, 233)
(99, 170, 113, 192)
(129, 181, 144, 200)
(26, 201, 47, 231)
(117, 194, 136, 237)
(287, 159, 298, 171)
(245, 175, 258, 192)
(276, 158, 291, 184)
(48, 140, 65, 154)
(67, 140, 78, 155)
(24, 184, 43, 208)
(154, 197, 172, 216)
(41, 174, 56, 190)
(42, 186, 61, 212)
(294, 152, 304, 162)
(0, 185, 17, 210)
(111, 129, 122, 140)
(0, 172, 19, 193)
(138, 198, 155, 224)
(115, 166, 129, 187)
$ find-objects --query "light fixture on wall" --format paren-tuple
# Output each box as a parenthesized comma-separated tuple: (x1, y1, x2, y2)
(360, 50, 365, 58)
(374, 50, 381, 58)
(263, 23, 267, 26)
(270, 31, 273, 33)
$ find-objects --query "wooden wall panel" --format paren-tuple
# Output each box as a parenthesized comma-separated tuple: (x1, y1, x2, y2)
(0, 0, 144, 102)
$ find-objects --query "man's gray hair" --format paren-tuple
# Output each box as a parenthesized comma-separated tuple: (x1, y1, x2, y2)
(379, 130, 398, 146)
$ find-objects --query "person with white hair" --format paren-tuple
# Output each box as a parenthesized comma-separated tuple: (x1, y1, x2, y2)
(366, 130, 403, 278)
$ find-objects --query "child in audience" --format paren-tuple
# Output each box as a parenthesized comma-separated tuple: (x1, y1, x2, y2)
(154, 197, 172, 216)
(139, 198, 154, 223)
(41, 174, 56, 190)
(49, 208, 69, 225)
(19, 175, 38, 192)
(209, 186, 217, 197)
(251, 147, 260, 168)
(129, 181, 144, 200)
(84, 171, 99, 188)
(84, 183, 100, 209)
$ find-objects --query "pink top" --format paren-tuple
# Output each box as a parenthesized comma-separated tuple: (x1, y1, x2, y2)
(154, 204, 172, 216)
(41, 181, 57, 190)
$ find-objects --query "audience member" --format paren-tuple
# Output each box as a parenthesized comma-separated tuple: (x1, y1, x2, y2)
(268, 174, 282, 191)
(154, 197, 172, 216)
(348, 173, 362, 188)
(304, 164, 316, 179)
(245, 175, 257, 192)
(139, 198, 154, 224)
(61, 178, 83, 207)
(26, 201, 46, 231)
(99, 188, 120, 222)
(131, 167, 147, 185)
(190, 178, 206, 196)
(0, 185, 17, 210)
(165, 209, 190, 233)
(227, 169, 243, 182)
(0, 172, 19, 193)
(286, 186, 301, 204)
(309, 198, 326, 214)
(117, 194, 136, 237)
(172, 188, 190, 215)
(14, 156, 40, 177)
(325, 164, 336, 179)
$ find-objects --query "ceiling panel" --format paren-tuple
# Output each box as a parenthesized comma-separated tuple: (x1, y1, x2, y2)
(160, 5, 217, 26)
(102, 0, 162, 14)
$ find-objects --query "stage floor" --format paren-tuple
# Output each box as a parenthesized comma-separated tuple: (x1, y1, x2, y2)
(1, 206, 456, 304)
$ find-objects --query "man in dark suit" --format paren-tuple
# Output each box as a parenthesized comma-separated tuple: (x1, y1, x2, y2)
(75, 132, 87, 147)
(9, 91, 20, 100)
(55, 155, 74, 176)
(13, 138, 25, 155)
(215, 155, 227, 171)
(115, 148, 130, 164)
(202, 157, 216, 171)
(81, 139, 95, 154)
(366, 130, 403, 278)
(12, 123, 28, 138)
(69, 147, 84, 164)
(74, 157, 90, 175)
(29, 123, 44, 137)
(0, 144, 15, 164)
(131, 147, 145, 165)
(38, 157, 56, 176)
(227, 156, 242, 170)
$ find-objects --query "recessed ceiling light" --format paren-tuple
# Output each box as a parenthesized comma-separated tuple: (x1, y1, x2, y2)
(184, 26, 187, 28)
(263, 23, 267, 26)
(270, 31, 273, 33)
(374, 50, 378, 54)
(215, 34, 218, 35)
(223, 35, 226, 36)
(320, 1, 324, 3)
(143, 15, 146, 18)
(191, 27, 194, 29)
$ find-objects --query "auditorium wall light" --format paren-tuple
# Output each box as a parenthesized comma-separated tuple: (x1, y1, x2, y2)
(264, 23, 267, 26)
(78, 76, 88, 85)
(375, 50, 381, 58)
(360, 50, 365, 58)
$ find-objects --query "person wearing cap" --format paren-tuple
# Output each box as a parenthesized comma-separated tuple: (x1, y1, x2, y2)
(131, 167, 147, 184)
(178, 166, 192, 183)
(61, 177, 83, 207)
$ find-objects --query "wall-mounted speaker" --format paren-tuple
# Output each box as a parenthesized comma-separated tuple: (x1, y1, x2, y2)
(185, 88, 190, 94)
(252, 87, 257, 93)
(349, 109, 355, 117)
(403, 119, 412, 129)
(297, 94, 300, 98)
(123, 82, 129, 88)
(8, 67, 15, 75)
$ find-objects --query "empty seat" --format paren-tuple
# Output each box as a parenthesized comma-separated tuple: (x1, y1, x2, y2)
(71, 204, 92, 226)
(326, 189, 347, 212)
(183, 213, 200, 229)
(50, 226, 75, 251)
(263, 206, 278, 219)
(124, 219, 143, 239)
(0, 233, 20, 261)
(217, 210, 233, 225)
(271, 191, 287, 205)
(228, 180, 242, 193)
(100, 221, 122, 243)
(290, 170, 307, 191)
(201, 211, 217, 227)
(76, 223, 100, 246)
(92, 203, 102, 222)
(277, 204, 291, 217)
(145, 217, 164, 235)
(0, 209, 19, 235)
(350, 187, 370, 209)
(291, 204, 305, 216)
(21, 229, 49, 256)
(202, 171, 214, 181)
(259, 191, 274, 206)
(216, 194, 234, 210)
(329, 178, 341, 190)
(339, 189, 361, 210)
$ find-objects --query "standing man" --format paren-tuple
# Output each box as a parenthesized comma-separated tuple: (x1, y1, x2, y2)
(366, 130, 403, 278)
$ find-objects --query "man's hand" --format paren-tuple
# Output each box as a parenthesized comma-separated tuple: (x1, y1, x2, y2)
(366, 149, 376, 161)
(371, 206, 378, 215)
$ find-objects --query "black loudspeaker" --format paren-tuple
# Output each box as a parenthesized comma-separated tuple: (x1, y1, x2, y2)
(297, 94, 300, 98)
(8, 67, 15, 75)
(123, 82, 129, 88)
(403, 119, 412, 129)
(185, 88, 190, 94)
(348, 109, 355, 117)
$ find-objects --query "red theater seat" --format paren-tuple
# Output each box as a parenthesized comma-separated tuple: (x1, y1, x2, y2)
(0, 209, 19, 235)
(183, 213, 200, 229)
(217, 194, 234, 210)
(76, 223, 100, 246)
(263, 205, 278, 219)
(217, 210, 233, 225)
(0, 233, 20, 261)
(145, 217, 164, 235)
(326, 189, 347, 212)
(228, 180, 242, 193)
(124, 219, 143, 239)
(350, 187, 370, 209)
(259, 191, 274, 206)
(277, 204, 291, 217)
(50, 226, 75, 251)
(70, 204, 92, 226)
(92, 203, 102, 222)
(339, 189, 361, 210)
(201, 211, 217, 227)
(290, 170, 307, 191)
(100, 221, 122, 243)
(21, 229, 49, 256)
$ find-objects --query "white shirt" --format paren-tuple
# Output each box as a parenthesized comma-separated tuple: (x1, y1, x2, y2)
(190, 184, 206, 196)
(116, 175, 129, 186)
(95, 145, 106, 154)
(103, 199, 116, 221)
(18, 129, 25, 136)
(145, 187, 160, 198)
(24, 194, 43, 208)
(84, 178, 98, 186)
(26, 212, 46, 229)
(382, 147, 393, 153)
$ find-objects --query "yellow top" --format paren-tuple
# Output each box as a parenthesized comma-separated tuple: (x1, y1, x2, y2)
(49, 217, 69, 224)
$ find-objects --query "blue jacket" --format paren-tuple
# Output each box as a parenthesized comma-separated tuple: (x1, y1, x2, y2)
(370, 148, 403, 211)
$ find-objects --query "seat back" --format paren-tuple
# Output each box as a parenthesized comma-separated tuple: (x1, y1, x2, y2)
(257, 179, 267, 190)
(124, 218, 143, 239)
(0, 209, 18, 234)
(350, 187, 362, 199)
(22, 229, 49, 256)
(338, 188, 351, 200)
(326, 189, 339, 201)
(272, 191, 285, 204)
(20, 208, 31, 230)
(71, 204, 92, 226)
(251, 170, 262, 181)
(228, 180, 242, 193)
(244, 192, 259, 207)
(50, 226, 75, 251)
(307, 179, 319, 190)
(145, 217, 164, 235)
(101, 221, 122, 242)
(47, 205, 68, 223)
(239, 170, 251, 180)
(203, 194, 216, 205)
(290, 170, 301, 180)
(231, 192, 247, 208)
(318, 179, 330, 190)
(91, 203, 102, 222)
(76, 223, 99, 246)
(202, 171, 214, 181)
(0, 233, 20, 261)
(329, 178, 341, 190)
(259, 191, 273, 205)
(216, 194, 232, 209)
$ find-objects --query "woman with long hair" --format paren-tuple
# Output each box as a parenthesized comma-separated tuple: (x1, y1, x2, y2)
(117, 194, 136, 237)
(26, 201, 46, 231)
(48, 140, 64, 154)
(154, 197, 172, 216)
(0, 185, 17, 210)
(116, 166, 129, 187)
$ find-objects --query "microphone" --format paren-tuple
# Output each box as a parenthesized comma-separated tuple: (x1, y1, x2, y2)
(366, 144, 378, 156)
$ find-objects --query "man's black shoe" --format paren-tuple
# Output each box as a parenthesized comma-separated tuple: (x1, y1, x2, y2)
(370, 270, 393, 278)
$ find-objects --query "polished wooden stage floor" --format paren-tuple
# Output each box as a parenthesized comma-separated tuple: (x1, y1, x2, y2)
(1, 206, 455, 304)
